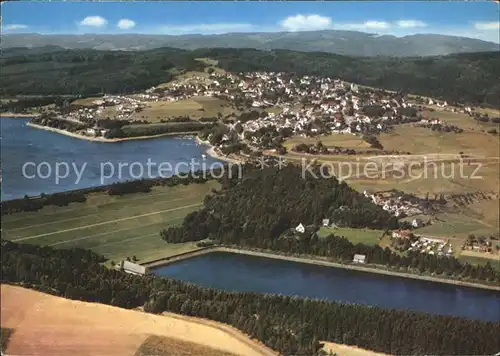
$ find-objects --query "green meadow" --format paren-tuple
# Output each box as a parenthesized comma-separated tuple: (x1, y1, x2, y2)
(2, 182, 219, 263)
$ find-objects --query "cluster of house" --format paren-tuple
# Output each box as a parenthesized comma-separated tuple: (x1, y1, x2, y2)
(407, 236, 454, 256)
(415, 114, 463, 133)
(67, 106, 103, 122)
(62, 95, 148, 133)
(426, 99, 446, 107)
(235, 72, 419, 138)
(392, 230, 454, 256)
(462, 235, 499, 254)
(149, 72, 240, 101)
(86, 126, 109, 137)
(426, 98, 475, 115)
(417, 117, 443, 126)
(363, 191, 423, 218)
(391, 231, 455, 256)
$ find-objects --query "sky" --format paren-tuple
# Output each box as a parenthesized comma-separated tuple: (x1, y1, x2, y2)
(2, 1, 500, 43)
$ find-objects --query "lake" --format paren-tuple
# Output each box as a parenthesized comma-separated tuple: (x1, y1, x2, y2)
(153, 251, 500, 323)
(1, 118, 222, 200)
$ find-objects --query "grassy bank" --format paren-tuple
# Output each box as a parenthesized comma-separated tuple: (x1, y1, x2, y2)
(1, 182, 219, 262)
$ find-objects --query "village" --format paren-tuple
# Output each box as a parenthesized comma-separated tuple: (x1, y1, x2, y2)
(363, 190, 427, 219)
(35, 68, 476, 144)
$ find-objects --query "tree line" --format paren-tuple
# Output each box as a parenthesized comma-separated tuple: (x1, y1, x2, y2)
(113, 121, 213, 139)
(1, 167, 226, 215)
(1, 96, 77, 114)
(2, 240, 499, 355)
(31, 116, 86, 133)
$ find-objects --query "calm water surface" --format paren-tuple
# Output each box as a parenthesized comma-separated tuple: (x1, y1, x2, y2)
(154, 252, 500, 322)
(1, 118, 221, 200)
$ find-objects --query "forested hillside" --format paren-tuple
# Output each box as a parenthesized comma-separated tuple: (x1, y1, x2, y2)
(2, 240, 499, 355)
(1, 46, 499, 107)
(0, 47, 204, 96)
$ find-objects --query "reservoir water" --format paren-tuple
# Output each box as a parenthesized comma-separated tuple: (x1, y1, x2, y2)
(1, 118, 222, 200)
(154, 251, 500, 322)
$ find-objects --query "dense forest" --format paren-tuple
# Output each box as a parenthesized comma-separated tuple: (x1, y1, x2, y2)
(0, 47, 204, 97)
(160, 165, 500, 284)
(2, 47, 499, 107)
(161, 165, 398, 243)
(0, 96, 77, 114)
(31, 116, 87, 132)
(2, 240, 499, 355)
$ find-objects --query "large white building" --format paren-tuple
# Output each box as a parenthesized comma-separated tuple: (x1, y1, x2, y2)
(117, 261, 151, 275)
(353, 254, 366, 264)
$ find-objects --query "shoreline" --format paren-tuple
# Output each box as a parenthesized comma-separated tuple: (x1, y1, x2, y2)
(2, 113, 40, 118)
(195, 136, 245, 164)
(26, 122, 246, 165)
(26, 122, 199, 143)
(24, 118, 246, 164)
(143, 246, 500, 292)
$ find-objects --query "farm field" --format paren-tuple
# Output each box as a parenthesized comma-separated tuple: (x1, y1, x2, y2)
(347, 159, 500, 195)
(379, 124, 499, 157)
(1, 285, 273, 356)
(135, 335, 238, 356)
(317, 227, 385, 246)
(71, 96, 102, 106)
(421, 106, 500, 129)
(129, 96, 235, 122)
(284, 134, 369, 150)
(413, 210, 498, 240)
(1, 182, 220, 263)
(321, 341, 389, 356)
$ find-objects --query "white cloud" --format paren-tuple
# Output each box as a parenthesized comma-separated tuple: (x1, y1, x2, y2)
(117, 19, 136, 30)
(474, 21, 500, 30)
(3, 24, 29, 31)
(363, 21, 391, 29)
(281, 14, 332, 32)
(278, 16, 392, 32)
(396, 20, 427, 29)
(335, 21, 391, 31)
(79, 16, 108, 28)
(158, 23, 255, 35)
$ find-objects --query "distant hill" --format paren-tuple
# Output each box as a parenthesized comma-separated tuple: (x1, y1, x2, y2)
(1, 46, 499, 107)
(3, 31, 499, 57)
